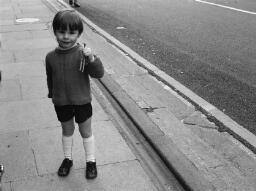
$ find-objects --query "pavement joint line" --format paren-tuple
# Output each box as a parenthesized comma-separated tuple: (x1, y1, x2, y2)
(44, 0, 256, 153)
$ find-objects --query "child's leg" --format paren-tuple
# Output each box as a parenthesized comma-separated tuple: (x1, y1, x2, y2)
(75, 103, 97, 179)
(57, 118, 75, 177)
(54, 105, 75, 177)
(61, 118, 75, 160)
(78, 117, 97, 179)
(78, 117, 95, 162)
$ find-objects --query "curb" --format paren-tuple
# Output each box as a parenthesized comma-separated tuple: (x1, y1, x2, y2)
(99, 74, 216, 191)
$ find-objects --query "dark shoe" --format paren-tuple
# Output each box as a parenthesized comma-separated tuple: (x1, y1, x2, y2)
(58, 158, 73, 177)
(86, 161, 97, 179)
(74, 2, 80, 7)
(69, 0, 73, 5)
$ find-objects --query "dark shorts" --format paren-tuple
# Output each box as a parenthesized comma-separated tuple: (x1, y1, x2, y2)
(54, 103, 92, 123)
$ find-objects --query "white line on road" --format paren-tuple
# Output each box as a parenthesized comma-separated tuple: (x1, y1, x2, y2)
(195, 0, 256, 15)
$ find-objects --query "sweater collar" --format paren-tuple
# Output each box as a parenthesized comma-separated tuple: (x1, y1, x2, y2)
(55, 44, 80, 54)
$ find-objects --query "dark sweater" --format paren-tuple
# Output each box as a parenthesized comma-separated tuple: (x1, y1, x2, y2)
(45, 44, 104, 106)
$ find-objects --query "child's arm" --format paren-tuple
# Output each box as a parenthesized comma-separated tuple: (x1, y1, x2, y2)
(45, 57, 53, 98)
(80, 44, 104, 78)
(87, 55, 104, 78)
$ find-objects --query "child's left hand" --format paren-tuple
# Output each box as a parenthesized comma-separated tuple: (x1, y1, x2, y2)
(80, 43, 95, 72)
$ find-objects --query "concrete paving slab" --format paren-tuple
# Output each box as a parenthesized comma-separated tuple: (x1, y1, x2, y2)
(0, 51, 15, 64)
(30, 29, 53, 39)
(98, 56, 132, 80)
(0, 13, 15, 20)
(0, 79, 22, 102)
(115, 74, 195, 119)
(12, 160, 157, 191)
(0, 6, 14, 12)
(14, 48, 51, 62)
(183, 111, 217, 129)
(0, 62, 46, 80)
(0, 131, 37, 182)
(29, 120, 135, 175)
(16, 0, 47, 6)
(0, 182, 12, 191)
(93, 120, 136, 165)
(135, 74, 195, 119)
(105, 48, 148, 77)
(0, 19, 14, 26)
(0, 0, 11, 5)
(29, 126, 63, 176)
(116, 75, 165, 108)
(0, 99, 58, 134)
(185, 124, 256, 179)
(11, 2, 22, 16)
(0, 6, 14, 13)
(91, 97, 110, 122)
(2, 38, 55, 50)
(18, 4, 51, 12)
(0, 23, 48, 33)
(20, 76, 48, 100)
(90, 161, 157, 191)
(0, 4, 11, 11)
(15, 1, 54, 20)
(0, 31, 32, 42)
(148, 108, 224, 162)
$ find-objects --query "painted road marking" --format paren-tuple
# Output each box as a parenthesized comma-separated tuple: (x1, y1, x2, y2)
(195, 0, 256, 15)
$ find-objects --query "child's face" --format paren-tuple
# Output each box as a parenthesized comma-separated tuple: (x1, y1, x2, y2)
(55, 27, 80, 49)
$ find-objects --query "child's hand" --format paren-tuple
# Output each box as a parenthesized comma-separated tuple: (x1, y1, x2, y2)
(80, 43, 95, 72)
(83, 47, 95, 62)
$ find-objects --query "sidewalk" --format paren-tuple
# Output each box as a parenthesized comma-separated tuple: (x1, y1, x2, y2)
(1, 0, 256, 190)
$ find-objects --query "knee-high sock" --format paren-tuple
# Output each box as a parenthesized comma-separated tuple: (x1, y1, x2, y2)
(83, 135, 96, 162)
(62, 135, 73, 160)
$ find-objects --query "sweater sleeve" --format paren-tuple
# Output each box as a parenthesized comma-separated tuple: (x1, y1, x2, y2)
(87, 55, 104, 78)
(45, 56, 53, 98)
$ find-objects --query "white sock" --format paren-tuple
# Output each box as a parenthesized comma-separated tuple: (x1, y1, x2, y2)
(83, 135, 96, 162)
(62, 135, 73, 160)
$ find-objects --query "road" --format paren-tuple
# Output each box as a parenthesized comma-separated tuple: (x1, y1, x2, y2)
(72, 0, 256, 135)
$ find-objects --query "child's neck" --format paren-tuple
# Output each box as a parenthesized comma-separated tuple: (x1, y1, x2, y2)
(58, 43, 77, 50)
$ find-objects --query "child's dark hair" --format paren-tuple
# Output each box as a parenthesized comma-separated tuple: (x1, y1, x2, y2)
(52, 10, 83, 34)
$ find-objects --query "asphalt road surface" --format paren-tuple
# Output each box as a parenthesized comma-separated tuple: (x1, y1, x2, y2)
(73, 0, 256, 135)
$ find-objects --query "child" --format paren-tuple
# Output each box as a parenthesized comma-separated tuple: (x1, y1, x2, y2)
(45, 9, 104, 179)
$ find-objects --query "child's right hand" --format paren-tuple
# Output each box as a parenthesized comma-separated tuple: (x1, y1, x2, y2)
(80, 43, 95, 72)
(83, 47, 95, 62)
